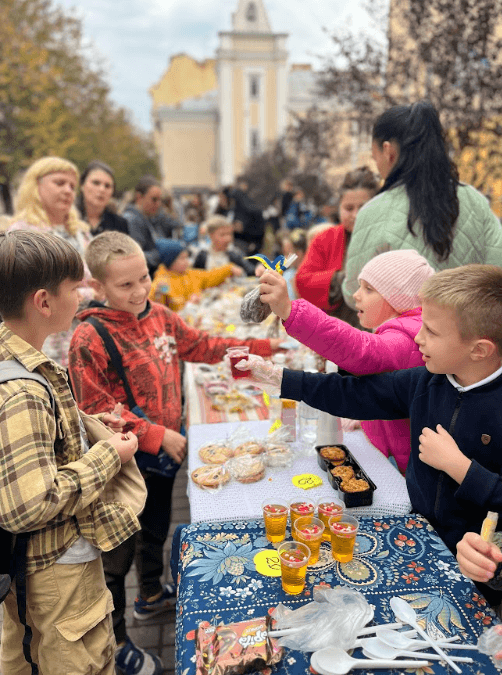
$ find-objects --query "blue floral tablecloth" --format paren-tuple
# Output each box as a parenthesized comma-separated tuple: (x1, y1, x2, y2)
(172, 514, 500, 675)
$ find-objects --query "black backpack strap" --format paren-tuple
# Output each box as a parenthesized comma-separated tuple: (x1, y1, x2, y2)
(84, 317, 138, 411)
(13, 533, 38, 674)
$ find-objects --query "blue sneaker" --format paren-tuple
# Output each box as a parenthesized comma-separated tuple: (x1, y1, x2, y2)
(115, 637, 163, 675)
(133, 582, 176, 621)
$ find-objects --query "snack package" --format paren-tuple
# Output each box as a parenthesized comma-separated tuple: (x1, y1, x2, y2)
(191, 464, 231, 492)
(195, 616, 283, 675)
(240, 254, 296, 324)
(262, 426, 295, 468)
(226, 453, 265, 483)
(198, 441, 234, 465)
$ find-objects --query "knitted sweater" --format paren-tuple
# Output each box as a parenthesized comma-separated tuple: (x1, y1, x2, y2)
(68, 302, 273, 456)
(343, 183, 502, 307)
(149, 264, 234, 311)
(284, 300, 423, 472)
(295, 225, 347, 311)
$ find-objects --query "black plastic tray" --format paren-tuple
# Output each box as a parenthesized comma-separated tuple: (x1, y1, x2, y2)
(318, 444, 377, 507)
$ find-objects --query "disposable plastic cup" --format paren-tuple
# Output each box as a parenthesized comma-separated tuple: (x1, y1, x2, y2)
(318, 499, 344, 541)
(289, 498, 316, 528)
(278, 541, 310, 595)
(293, 516, 324, 564)
(262, 498, 289, 543)
(329, 514, 359, 563)
(226, 346, 250, 379)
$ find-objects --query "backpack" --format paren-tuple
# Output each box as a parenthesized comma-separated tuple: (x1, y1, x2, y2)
(0, 360, 56, 674)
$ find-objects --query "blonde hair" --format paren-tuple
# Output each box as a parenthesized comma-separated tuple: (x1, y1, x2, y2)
(86, 231, 144, 282)
(420, 264, 502, 353)
(13, 156, 87, 236)
(205, 215, 233, 235)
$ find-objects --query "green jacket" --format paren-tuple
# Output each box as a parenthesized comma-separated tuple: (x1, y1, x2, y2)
(342, 183, 502, 306)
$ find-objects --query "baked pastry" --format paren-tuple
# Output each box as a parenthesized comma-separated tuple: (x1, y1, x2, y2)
(340, 477, 370, 493)
(331, 465, 355, 481)
(227, 455, 265, 483)
(198, 443, 234, 465)
(320, 446, 346, 465)
(263, 443, 293, 468)
(191, 465, 231, 489)
(233, 441, 265, 456)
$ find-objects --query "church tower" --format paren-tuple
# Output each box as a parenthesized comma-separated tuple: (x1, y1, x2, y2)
(216, 0, 288, 184)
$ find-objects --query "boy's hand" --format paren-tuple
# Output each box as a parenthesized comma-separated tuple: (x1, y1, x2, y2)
(231, 265, 244, 277)
(161, 429, 187, 464)
(418, 424, 471, 482)
(103, 403, 127, 431)
(108, 431, 138, 464)
(456, 531, 502, 582)
(259, 270, 292, 321)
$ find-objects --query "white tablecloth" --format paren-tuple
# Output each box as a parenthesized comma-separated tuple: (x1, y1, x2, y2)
(187, 420, 411, 523)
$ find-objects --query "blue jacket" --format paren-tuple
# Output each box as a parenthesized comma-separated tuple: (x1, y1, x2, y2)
(281, 366, 502, 556)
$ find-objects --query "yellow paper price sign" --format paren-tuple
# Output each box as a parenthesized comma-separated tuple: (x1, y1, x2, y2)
(225, 324, 236, 333)
(268, 419, 282, 434)
(254, 549, 281, 577)
(292, 473, 323, 490)
(263, 391, 270, 407)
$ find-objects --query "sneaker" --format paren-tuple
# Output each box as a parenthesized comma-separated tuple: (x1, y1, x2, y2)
(133, 582, 176, 621)
(115, 637, 163, 675)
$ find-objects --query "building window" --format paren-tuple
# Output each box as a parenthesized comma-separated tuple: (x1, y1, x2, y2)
(246, 2, 257, 21)
(250, 129, 260, 155)
(250, 74, 260, 99)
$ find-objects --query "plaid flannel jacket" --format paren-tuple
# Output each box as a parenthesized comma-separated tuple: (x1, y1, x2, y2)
(0, 324, 139, 575)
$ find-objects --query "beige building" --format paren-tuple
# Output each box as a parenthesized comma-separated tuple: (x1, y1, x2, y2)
(150, 0, 322, 193)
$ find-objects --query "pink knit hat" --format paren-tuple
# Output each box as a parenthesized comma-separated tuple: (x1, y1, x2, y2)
(358, 249, 436, 313)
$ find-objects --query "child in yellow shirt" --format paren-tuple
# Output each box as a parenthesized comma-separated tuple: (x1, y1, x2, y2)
(149, 239, 243, 310)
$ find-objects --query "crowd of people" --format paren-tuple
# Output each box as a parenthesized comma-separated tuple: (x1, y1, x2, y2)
(1, 98, 502, 675)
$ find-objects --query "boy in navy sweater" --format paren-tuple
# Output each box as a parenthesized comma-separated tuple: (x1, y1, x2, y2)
(244, 264, 502, 605)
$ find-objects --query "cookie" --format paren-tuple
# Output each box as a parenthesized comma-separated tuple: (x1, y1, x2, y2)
(331, 465, 355, 481)
(320, 446, 346, 465)
(263, 444, 293, 468)
(191, 465, 231, 488)
(233, 441, 265, 456)
(340, 477, 370, 493)
(199, 443, 234, 465)
(227, 455, 265, 483)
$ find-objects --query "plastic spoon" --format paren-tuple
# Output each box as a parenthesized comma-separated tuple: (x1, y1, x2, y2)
(390, 597, 462, 673)
(360, 638, 473, 663)
(267, 621, 404, 639)
(377, 628, 478, 651)
(311, 647, 430, 675)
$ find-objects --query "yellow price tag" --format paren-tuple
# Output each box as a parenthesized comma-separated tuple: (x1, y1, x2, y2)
(263, 391, 270, 407)
(268, 419, 282, 434)
(292, 473, 323, 490)
(225, 324, 236, 333)
(254, 549, 281, 577)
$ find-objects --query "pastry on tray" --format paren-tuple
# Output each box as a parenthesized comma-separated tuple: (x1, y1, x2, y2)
(340, 477, 370, 493)
(320, 446, 346, 465)
(331, 465, 355, 481)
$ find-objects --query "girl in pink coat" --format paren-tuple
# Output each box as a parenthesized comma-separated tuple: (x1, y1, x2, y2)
(259, 249, 435, 473)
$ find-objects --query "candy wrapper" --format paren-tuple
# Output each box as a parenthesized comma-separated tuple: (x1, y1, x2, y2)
(195, 616, 283, 675)
(240, 254, 296, 324)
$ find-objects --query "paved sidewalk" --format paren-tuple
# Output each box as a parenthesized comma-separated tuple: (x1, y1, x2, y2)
(0, 463, 190, 674)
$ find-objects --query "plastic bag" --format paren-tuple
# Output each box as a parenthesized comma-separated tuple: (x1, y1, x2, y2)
(240, 285, 272, 324)
(226, 453, 266, 483)
(271, 587, 373, 652)
(262, 426, 295, 468)
(477, 624, 502, 662)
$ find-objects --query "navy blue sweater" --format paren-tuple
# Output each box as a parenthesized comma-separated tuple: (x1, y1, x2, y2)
(282, 366, 502, 557)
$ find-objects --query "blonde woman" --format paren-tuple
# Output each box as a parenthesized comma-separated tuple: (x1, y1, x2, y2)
(8, 156, 93, 366)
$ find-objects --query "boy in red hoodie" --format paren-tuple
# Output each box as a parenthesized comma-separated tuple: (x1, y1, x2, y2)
(68, 231, 280, 675)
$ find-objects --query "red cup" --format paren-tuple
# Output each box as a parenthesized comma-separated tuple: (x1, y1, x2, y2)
(227, 347, 250, 379)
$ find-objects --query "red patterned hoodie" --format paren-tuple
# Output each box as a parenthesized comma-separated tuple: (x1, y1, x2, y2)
(68, 301, 272, 456)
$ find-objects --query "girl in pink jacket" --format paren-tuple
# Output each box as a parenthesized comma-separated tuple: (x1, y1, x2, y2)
(259, 249, 435, 473)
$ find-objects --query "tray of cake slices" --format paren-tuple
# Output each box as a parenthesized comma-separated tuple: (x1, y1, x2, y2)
(316, 444, 377, 507)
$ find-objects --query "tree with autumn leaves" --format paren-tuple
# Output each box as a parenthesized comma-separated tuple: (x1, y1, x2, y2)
(0, 0, 158, 213)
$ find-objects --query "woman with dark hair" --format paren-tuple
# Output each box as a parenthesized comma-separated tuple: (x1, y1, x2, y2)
(343, 100, 502, 304)
(77, 160, 129, 236)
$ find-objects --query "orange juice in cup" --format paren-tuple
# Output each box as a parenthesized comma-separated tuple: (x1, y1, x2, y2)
(318, 499, 344, 541)
(289, 499, 315, 528)
(293, 516, 324, 564)
(278, 541, 310, 594)
(329, 515, 359, 563)
(262, 499, 289, 543)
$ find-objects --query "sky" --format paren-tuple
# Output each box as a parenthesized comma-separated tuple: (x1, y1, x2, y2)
(55, 0, 372, 132)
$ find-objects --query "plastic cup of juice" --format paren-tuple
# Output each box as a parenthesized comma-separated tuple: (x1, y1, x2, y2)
(329, 515, 359, 563)
(293, 516, 325, 564)
(318, 499, 344, 541)
(289, 498, 316, 528)
(226, 346, 250, 379)
(262, 498, 289, 543)
(278, 541, 310, 595)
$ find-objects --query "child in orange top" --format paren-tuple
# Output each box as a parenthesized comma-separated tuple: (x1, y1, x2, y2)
(150, 239, 242, 310)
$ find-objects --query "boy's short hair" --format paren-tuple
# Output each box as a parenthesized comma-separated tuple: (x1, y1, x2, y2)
(0, 230, 84, 319)
(86, 231, 144, 282)
(206, 215, 232, 235)
(420, 264, 502, 352)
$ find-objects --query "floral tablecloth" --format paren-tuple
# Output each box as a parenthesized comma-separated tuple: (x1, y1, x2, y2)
(172, 514, 499, 675)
